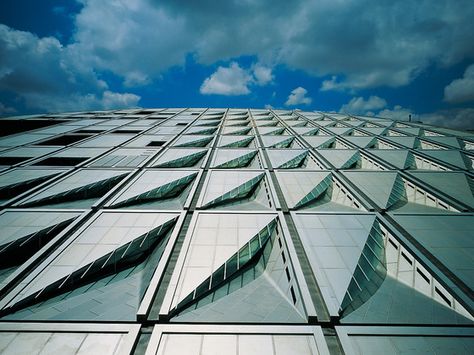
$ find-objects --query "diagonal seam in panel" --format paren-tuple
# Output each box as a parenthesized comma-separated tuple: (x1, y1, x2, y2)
(221, 136, 254, 148)
(169, 218, 278, 317)
(5, 216, 178, 314)
(270, 137, 294, 148)
(341, 220, 474, 320)
(340, 151, 361, 169)
(155, 151, 206, 168)
(227, 127, 252, 135)
(385, 173, 406, 209)
(0, 217, 78, 268)
(188, 127, 217, 135)
(20, 173, 128, 207)
(27, 174, 126, 206)
(293, 173, 332, 209)
(226, 121, 249, 127)
(214, 151, 258, 169)
(339, 220, 387, 316)
(0, 173, 61, 200)
(277, 151, 309, 169)
(111, 172, 198, 208)
(263, 127, 286, 135)
(202, 173, 266, 209)
(460, 152, 473, 170)
(405, 152, 417, 169)
(259, 121, 278, 126)
(175, 136, 213, 147)
(302, 128, 319, 136)
(292, 121, 307, 127)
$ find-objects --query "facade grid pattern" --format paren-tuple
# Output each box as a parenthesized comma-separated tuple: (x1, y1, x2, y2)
(0, 108, 473, 354)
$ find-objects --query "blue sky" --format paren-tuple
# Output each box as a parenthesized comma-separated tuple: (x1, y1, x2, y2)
(1, 0, 474, 129)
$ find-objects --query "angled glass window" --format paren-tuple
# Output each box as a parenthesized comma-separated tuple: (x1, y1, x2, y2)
(0, 147, 60, 166)
(2, 212, 179, 320)
(151, 148, 208, 168)
(276, 171, 365, 211)
(108, 170, 198, 209)
(211, 149, 260, 169)
(164, 213, 306, 323)
(0, 168, 68, 203)
(260, 136, 295, 149)
(31, 147, 108, 167)
(267, 149, 323, 169)
(172, 135, 214, 148)
(185, 127, 218, 135)
(18, 168, 130, 209)
(199, 170, 273, 210)
(0, 210, 80, 286)
(75, 134, 134, 148)
(125, 134, 173, 148)
(219, 136, 255, 148)
(89, 148, 156, 168)
(258, 127, 287, 135)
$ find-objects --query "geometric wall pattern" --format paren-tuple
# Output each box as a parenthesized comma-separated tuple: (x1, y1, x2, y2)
(0, 108, 473, 354)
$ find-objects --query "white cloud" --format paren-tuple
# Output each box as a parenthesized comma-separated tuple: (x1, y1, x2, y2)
(23, 91, 140, 113)
(374, 105, 473, 130)
(252, 64, 274, 86)
(285, 87, 312, 106)
(282, 1, 474, 90)
(0, 102, 16, 115)
(320, 76, 342, 91)
(2, 0, 474, 113)
(68, 0, 474, 91)
(339, 96, 418, 123)
(72, 0, 191, 86)
(339, 96, 387, 114)
(200, 62, 252, 95)
(101, 91, 141, 108)
(378, 105, 415, 121)
(264, 104, 274, 109)
(123, 71, 151, 87)
(444, 64, 474, 103)
(200, 62, 273, 95)
(419, 108, 474, 130)
(342, 98, 474, 130)
(0, 24, 140, 113)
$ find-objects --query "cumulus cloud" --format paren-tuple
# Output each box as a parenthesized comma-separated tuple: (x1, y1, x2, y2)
(339, 96, 387, 114)
(320, 76, 343, 92)
(2, 0, 474, 113)
(339, 96, 417, 122)
(285, 87, 312, 106)
(101, 91, 140, 108)
(444, 64, 474, 103)
(69, 0, 474, 90)
(71, 0, 191, 86)
(340, 97, 473, 130)
(377, 107, 474, 130)
(378, 105, 415, 121)
(200, 62, 273, 95)
(252, 64, 274, 86)
(375, 103, 473, 130)
(0, 24, 140, 112)
(419, 108, 474, 130)
(23, 91, 140, 113)
(200, 62, 252, 95)
(378, 106, 474, 130)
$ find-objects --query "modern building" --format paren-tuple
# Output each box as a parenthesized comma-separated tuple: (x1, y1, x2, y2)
(0, 108, 472, 354)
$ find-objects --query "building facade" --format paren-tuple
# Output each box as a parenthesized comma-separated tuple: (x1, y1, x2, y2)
(0, 108, 473, 354)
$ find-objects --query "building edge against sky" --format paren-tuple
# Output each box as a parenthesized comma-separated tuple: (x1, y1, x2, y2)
(0, 108, 472, 354)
